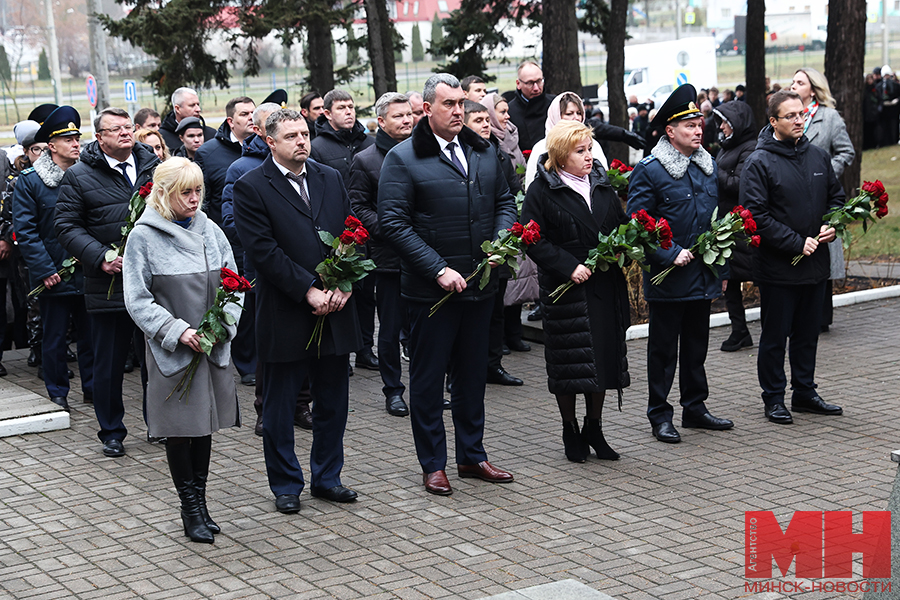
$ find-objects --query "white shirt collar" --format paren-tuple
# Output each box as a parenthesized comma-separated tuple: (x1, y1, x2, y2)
(103, 151, 135, 170)
(433, 133, 461, 153)
(230, 130, 241, 145)
(272, 158, 308, 179)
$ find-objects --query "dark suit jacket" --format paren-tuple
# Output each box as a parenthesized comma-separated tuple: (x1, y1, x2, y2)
(233, 155, 362, 362)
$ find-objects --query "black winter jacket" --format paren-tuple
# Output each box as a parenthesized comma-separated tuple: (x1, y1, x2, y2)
(159, 111, 216, 153)
(714, 101, 758, 281)
(195, 120, 243, 226)
(507, 91, 554, 153)
(310, 116, 374, 183)
(221, 133, 270, 278)
(55, 141, 160, 312)
(349, 128, 401, 272)
(379, 119, 517, 303)
(740, 126, 845, 286)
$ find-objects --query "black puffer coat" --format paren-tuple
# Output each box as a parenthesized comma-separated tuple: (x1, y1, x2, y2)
(55, 140, 160, 312)
(379, 118, 517, 303)
(195, 120, 242, 226)
(522, 160, 630, 395)
(310, 116, 374, 183)
(349, 128, 401, 272)
(507, 91, 554, 152)
(740, 126, 845, 286)
(714, 101, 758, 281)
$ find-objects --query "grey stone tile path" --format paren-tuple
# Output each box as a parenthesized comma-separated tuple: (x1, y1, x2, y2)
(1, 297, 899, 599)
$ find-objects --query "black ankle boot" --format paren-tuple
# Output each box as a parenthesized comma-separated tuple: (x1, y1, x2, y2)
(562, 420, 588, 463)
(583, 417, 620, 460)
(720, 329, 752, 352)
(190, 436, 220, 534)
(167, 440, 214, 544)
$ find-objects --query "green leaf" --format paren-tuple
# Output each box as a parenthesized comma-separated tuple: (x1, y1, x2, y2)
(222, 313, 237, 325)
(318, 230, 335, 246)
(338, 281, 353, 293)
(703, 250, 716, 264)
(479, 264, 492, 289)
(198, 336, 214, 355)
(105, 249, 118, 263)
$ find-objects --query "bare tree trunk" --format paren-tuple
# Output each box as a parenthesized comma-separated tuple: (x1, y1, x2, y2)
(745, 0, 766, 131)
(606, 0, 628, 162)
(365, 0, 397, 97)
(825, 0, 866, 195)
(307, 12, 335, 94)
(542, 0, 581, 95)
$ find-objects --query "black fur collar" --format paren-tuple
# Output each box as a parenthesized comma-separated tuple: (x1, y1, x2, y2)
(411, 116, 490, 158)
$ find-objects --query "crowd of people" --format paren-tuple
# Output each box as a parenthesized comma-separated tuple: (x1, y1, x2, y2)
(0, 59, 860, 543)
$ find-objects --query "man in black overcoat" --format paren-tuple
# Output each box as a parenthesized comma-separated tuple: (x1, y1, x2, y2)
(233, 109, 362, 513)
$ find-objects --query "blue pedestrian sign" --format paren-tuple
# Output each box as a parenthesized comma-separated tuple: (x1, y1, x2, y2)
(124, 80, 137, 103)
(676, 71, 689, 86)
(86, 75, 97, 108)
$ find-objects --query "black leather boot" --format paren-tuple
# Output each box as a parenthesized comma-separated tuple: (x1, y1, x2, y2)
(583, 417, 620, 460)
(190, 435, 220, 534)
(562, 420, 588, 463)
(166, 439, 214, 544)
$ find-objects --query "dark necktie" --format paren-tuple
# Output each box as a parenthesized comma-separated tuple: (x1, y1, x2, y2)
(446, 142, 467, 176)
(116, 162, 132, 187)
(285, 171, 311, 210)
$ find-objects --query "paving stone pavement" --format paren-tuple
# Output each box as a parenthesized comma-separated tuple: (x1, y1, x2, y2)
(1, 298, 899, 600)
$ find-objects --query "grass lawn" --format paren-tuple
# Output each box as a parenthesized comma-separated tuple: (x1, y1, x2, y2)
(848, 146, 900, 261)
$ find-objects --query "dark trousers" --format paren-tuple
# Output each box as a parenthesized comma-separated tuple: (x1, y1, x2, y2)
(723, 280, 748, 334)
(375, 272, 405, 398)
(757, 282, 826, 406)
(408, 299, 492, 473)
(821, 279, 833, 327)
(646, 300, 711, 426)
(504, 304, 524, 344)
(487, 279, 508, 369)
(261, 355, 349, 497)
(89, 311, 137, 442)
(356, 274, 376, 351)
(39, 294, 93, 399)
(231, 292, 257, 377)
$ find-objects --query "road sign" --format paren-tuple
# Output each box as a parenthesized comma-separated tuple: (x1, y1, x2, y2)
(124, 80, 137, 103)
(86, 75, 97, 108)
(676, 71, 689, 86)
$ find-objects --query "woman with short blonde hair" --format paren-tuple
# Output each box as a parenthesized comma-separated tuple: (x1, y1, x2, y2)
(135, 128, 170, 162)
(543, 120, 594, 173)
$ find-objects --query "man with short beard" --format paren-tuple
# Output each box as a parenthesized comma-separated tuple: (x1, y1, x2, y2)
(627, 84, 734, 445)
(14, 106, 94, 412)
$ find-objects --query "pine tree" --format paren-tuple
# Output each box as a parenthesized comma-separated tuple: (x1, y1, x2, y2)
(411, 23, 425, 62)
(430, 13, 444, 61)
(38, 49, 51, 81)
(346, 24, 359, 66)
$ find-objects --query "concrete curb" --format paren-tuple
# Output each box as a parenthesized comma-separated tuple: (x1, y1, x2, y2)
(0, 411, 70, 438)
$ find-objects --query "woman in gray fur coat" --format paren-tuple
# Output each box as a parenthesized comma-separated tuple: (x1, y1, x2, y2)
(123, 158, 241, 544)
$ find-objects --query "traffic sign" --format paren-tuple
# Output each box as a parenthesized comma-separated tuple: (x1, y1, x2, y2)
(86, 75, 97, 108)
(124, 79, 137, 103)
(676, 71, 689, 86)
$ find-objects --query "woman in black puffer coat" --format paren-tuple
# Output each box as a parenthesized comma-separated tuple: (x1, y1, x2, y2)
(713, 101, 758, 352)
(522, 121, 630, 464)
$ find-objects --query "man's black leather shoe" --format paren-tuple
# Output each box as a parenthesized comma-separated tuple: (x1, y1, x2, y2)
(27, 348, 40, 367)
(102, 439, 125, 457)
(240, 373, 256, 386)
(682, 412, 734, 430)
(443, 397, 451, 410)
(765, 403, 794, 424)
(792, 395, 842, 415)
(310, 485, 358, 503)
(275, 494, 300, 513)
(652, 422, 681, 443)
(355, 350, 379, 370)
(254, 414, 263, 436)
(507, 339, 531, 352)
(83, 389, 93, 404)
(50, 396, 69, 411)
(486, 367, 523, 386)
(386, 394, 409, 417)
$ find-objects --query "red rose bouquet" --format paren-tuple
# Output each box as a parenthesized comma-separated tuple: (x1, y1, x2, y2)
(105, 181, 153, 299)
(168, 267, 253, 401)
(307, 216, 377, 352)
(607, 159, 634, 195)
(28, 257, 78, 297)
(549, 209, 672, 303)
(791, 179, 889, 266)
(429, 220, 541, 317)
(651, 205, 757, 285)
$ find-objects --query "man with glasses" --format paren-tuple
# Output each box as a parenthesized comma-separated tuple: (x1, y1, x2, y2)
(507, 61, 555, 153)
(740, 90, 845, 425)
(56, 107, 160, 457)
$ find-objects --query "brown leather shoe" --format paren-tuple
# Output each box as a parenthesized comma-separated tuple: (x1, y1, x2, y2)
(294, 401, 313, 430)
(457, 461, 514, 483)
(423, 470, 452, 495)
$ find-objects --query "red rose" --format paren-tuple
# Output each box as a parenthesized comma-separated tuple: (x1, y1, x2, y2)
(353, 226, 369, 245)
(632, 209, 656, 233)
(222, 276, 241, 292)
(731, 205, 745, 215)
(750, 235, 761, 248)
(220, 267, 240, 280)
(508, 222, 525, 236)
(521, 229, 540, 245)
(344, 216, 363, 230)
(657, 218, 673, 250)
(862, 180, 886, 197)
(525, 219, 540, 234)
(138, 182, 153, 198)
(618, 164, 633, 174)
(740, 209, 753, 221)
(743, 218, 757, 233)
(610, 159, 625, 171)
(339, 231, 356, 245)
(877, 206, 889, 218)
(236, 276, 253, 292)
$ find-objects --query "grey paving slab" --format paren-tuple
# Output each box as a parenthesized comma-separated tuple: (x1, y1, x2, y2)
(478, 578, 617, 599)
(0, 298, 897, 599)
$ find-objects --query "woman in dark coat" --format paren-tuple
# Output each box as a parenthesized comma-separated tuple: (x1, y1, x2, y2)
(712, 100, 757, 352)
(522, 120, 630, 463)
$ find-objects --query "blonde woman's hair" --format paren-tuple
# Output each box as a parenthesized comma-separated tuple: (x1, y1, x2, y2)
(135, 129, 170, 161)
(544, 120, 593, 173)
(795, 67, 836, 108)
(147, 157, 204, 221)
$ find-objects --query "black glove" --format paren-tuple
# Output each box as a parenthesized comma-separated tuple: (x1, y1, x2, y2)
(623, 130, 646, 150)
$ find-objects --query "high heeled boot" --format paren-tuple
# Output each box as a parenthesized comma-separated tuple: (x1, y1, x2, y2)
(562, 420, 588, 463)
(190, 435, 220, 534)
(583, 417, 619, 460)
(167, 440, 214, 544)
